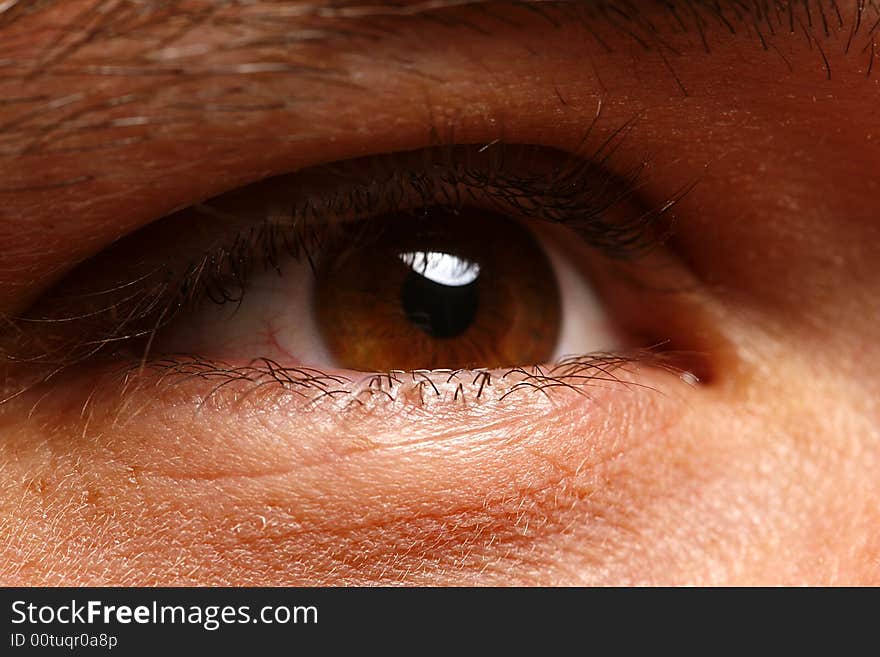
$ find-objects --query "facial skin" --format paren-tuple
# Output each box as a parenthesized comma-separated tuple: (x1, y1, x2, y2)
(0, 0, 878, 585)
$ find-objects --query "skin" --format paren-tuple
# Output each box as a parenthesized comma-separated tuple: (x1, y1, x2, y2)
(0, 0, 878, 585)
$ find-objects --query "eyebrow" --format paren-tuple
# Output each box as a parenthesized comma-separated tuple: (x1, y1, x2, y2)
(0, 0, 874, 181)
(2, 0, 875, 73)
(0, 1, 873, 144)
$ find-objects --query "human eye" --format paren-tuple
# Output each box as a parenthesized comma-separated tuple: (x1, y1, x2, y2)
(19, 142, 698, 404)
(1, 1, 878, 587)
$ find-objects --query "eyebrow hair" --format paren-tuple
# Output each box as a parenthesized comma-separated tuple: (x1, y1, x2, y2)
(0, 0, 876, 169)
(2, 0, 877, 71)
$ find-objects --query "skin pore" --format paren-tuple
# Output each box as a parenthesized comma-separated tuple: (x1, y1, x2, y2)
(0, 0, 878, 585)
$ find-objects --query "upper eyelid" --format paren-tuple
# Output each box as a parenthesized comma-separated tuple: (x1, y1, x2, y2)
(0, 0, 872, 317)
(190, 140, 665, 247)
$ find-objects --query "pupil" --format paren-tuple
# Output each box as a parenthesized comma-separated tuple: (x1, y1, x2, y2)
(399, 251, 480, 338)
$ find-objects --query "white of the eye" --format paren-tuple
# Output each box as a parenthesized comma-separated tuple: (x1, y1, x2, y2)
(542, 232, 620, 360)
(398, 251, 480, 286)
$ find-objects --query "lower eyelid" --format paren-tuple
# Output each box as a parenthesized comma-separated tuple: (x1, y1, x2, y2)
(187, 352, 690, 430)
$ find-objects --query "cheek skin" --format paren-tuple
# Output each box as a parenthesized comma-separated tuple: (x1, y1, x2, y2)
(0, 358, 877, 586)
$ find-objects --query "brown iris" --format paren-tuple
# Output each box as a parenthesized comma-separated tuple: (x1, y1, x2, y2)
(314, 207, 561, 371)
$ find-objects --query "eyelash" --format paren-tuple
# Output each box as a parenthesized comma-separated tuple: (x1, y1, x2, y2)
(4, 123, 699, 401)
(188, 139, 676, 310)
(131, 349, 683, 412)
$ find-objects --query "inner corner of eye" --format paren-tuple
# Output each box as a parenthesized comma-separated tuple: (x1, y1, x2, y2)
(156, 204, 628, 375)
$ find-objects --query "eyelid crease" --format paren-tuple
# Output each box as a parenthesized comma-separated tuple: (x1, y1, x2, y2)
(189, 142, 663, 301)
(172, 118, 702, 306)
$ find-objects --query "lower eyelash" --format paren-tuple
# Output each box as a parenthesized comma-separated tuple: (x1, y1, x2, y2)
(117, 347, 690, 412)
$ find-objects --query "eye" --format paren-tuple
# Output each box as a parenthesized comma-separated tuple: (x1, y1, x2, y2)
(16, 143, 695, 384)
(161, 205, 617, 371)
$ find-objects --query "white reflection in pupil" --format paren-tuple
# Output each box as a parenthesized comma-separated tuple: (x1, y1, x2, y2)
(398, 251, 480, 286)
(398, 250, 481, 339)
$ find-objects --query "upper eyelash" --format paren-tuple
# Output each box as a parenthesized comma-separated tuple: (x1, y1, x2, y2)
(185, 140, 691, 309)
(2, 132, 697, 374)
